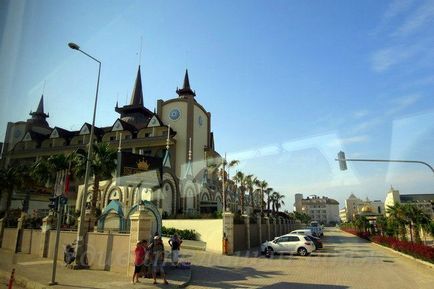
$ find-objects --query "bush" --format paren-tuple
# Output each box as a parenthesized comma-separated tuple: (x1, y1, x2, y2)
(371, 235, 434, 263)
(161, 226, 198, 240)
(342, 228, 434, 264)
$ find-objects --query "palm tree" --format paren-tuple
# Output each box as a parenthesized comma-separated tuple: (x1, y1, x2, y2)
(271, 191, 285, 214)
(31, 154, 72, 190)
(233, 171, 247, 214)
(0, 167, 21, 216)
(386, 203, 408, 240)
(245, 174, 255, 211)
(375, 215, 387, 236)
(74, 142, 117, 216)
(255, 180, 268, 216)
(208, 159, 239, 211)
(265, 187, 273, 216)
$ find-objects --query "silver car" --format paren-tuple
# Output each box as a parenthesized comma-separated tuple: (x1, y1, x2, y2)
(260, 234, 315, 256)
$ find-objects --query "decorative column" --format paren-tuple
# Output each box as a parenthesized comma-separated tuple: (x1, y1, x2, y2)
(127, 208, 153, 276)
(257, 215, 262, 245)
(264, 216, 270, 241)
(40, 214, 54, 257)
(15, 213, 27, 253)
(0, 217, 5, 248)
(243, 214, 250, 250)
(272, 217, 277, 239)
(223, 212, 234, 255)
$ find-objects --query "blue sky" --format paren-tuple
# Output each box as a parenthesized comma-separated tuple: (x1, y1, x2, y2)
(1, 0, 433, 210)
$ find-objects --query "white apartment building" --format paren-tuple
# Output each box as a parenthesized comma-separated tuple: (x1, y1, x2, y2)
(294, 194, 340, 225)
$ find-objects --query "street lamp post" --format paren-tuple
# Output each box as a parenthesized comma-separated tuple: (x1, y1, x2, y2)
(68, 42, 101, 268)
(336, 151, 434, 175)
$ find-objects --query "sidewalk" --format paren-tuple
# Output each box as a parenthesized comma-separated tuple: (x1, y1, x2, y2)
(0, 249, 191, 289)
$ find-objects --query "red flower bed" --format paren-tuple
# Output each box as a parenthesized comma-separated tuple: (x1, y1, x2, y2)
(371, 235, 434, 263)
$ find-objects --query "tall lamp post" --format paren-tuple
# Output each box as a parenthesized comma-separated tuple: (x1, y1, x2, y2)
(336, 151, 434, 175)
(68, 42, 101, 267)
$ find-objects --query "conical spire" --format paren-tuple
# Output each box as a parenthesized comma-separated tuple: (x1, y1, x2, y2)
(183, 69, 191, 90)
(130, 66, 144, 106)
(36, 95, 44, 113)
(176, 69, 196, 97)
(28, 94, 49, 127)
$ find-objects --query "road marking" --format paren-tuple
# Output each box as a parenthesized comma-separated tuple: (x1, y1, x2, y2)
(18, 260, 53, 266)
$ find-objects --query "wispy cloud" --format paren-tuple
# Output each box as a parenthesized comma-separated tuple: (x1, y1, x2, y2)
(384, 0, 415, 21)
(386, 94, 421, 115)
(353, 117, 383, 132)
(327, 135, 370, 148)
(371, 44, 422, 72)
(352, 110, 369, 119)
(393, 0, 434, 36)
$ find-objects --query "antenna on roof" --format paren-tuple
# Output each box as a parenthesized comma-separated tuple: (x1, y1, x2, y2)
(138, 36, 143, 65)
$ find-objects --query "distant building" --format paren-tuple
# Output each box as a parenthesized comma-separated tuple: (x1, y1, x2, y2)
(293, 193, 339, 225)
(343, 193, 364, 222)
(385, 186, 434, 218)
(341, 193, 384, 222)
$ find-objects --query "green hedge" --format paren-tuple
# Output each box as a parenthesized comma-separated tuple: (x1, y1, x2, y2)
(161, 226, 198, 240)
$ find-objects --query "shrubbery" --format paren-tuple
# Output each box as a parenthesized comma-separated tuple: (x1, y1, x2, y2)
(341, 228, 434, 264)
(371, 235, 434, 263)
(161, 226, 197, 240)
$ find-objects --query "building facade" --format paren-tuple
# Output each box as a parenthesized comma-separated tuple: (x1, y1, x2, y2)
(294, 193, 340, 225)
(341, 193, 384, 222)
(384, 186, 434, 218)
(0, 67, 222, 219)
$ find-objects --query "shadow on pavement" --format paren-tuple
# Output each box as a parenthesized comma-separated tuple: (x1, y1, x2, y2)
(191, 265, 284, 288)
(260, 282, 349, 289)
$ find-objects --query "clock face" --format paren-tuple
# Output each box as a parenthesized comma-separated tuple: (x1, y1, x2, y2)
(169, 108, 181, 121)
(198, 115, 203, 126)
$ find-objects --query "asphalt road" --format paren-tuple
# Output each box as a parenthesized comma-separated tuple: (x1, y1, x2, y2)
(184, 227, 434, 289)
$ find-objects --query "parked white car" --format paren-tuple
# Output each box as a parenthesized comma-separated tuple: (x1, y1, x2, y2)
(289, 229, 315, 237)
(260, 234, 315, 256)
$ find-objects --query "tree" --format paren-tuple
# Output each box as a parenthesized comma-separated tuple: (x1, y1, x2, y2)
(386, 203, 408, 240)
(0, 167, 21, 216)
(255, 180, 268, 216)
(271, 191, 285, 214)
(233, 171, 247, 214)
(294, 211, 311, 224)
(74, 142, 117, 216)
(31, 154, 72, 190)
(265, 187, 273, 216)
(245, 174, 255, 211)
(375, 215, 387, 236)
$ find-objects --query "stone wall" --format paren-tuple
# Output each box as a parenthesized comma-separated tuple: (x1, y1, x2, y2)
(162, 219, 223, 253)
(2, 228, 16, 251)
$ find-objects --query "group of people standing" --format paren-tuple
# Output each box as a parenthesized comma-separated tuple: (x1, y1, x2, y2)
(132, 234, 182, 285)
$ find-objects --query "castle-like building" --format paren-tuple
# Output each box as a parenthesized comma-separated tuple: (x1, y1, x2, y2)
(0, 67, 222, 219)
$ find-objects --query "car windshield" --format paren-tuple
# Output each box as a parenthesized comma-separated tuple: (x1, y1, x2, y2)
(1, 1, 433, 288)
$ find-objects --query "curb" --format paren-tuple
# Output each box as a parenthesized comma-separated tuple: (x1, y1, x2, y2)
(370, 242, 434, 270)
(0, 268, 48, 289)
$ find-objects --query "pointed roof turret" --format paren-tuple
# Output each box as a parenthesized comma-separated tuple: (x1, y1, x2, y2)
(36, 95, 45, 113)
(130, 66, 144, 106)
(115, 66, 153, 129)
(27, 94, 49, 127)
(176, 69, 196, 97)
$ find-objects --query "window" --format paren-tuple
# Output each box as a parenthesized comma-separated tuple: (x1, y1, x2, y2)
(288, 236, 300, 242)
(110, 136, 116, 141)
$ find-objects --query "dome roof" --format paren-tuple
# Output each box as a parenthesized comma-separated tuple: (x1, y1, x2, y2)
(361, 205, 373, 213)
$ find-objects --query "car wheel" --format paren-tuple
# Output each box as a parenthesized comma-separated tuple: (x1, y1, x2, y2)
(297, 247, 308, 256)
